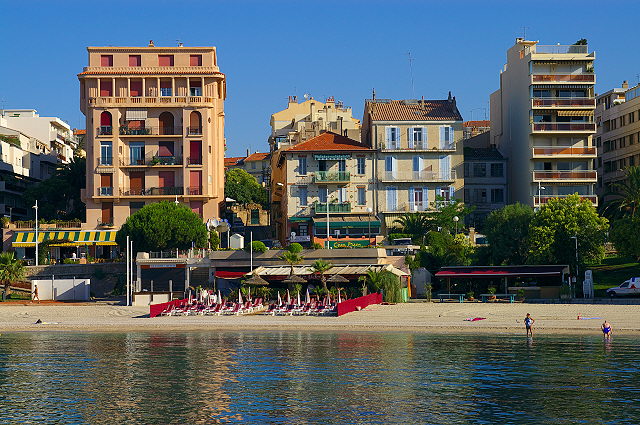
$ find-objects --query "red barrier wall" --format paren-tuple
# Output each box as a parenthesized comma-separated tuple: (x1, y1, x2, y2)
(149, 298, 187, 318)
(337, 293, 382, 316)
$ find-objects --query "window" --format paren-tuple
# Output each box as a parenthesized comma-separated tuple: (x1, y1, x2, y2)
(190, 55, 202, 66)
(130, 202, 144, 214)
(490, 163, 504, 177)
(357, 187, 366, 205)
(100, 142, 112, 165)
(129, 142, 145, 165)
(298, 156, 307, 175)
(160, 80, 172, 97)
(385, 156, 396, 177)
(299, 186, 308, 206)
(464, 163, 470, 178)
(337, 159, 346, 172)
(298, 224, 308, 236)
(440, 126, 454, 148)
(318, 160, 327, 172)
(129, 55, 141, 67)
(385, 126, 400, 148)
(158, 55, 174, 67)
(473, 163, 486, 177)
(356, 157, 366, 174)
(337, 187, 347, 203)
(189, 80, 202, 96)
(491, 188, 504, 203)
(100, 55, 113, 67)
(410, 127, 426, 148)
(130, 80, 142, 97)
(318, 186, 328, 203)
(386, 187, 397, 211)
(409, 187, 426, 211)
(251, 161, 256, 169)
(250, 209, 260, 225)
(99, 80, 113, 97)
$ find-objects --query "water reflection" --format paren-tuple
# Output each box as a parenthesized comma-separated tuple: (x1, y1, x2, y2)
(0, 332, 638, 424)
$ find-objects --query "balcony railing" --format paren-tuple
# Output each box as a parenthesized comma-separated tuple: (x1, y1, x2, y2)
(534, 194, 598, 206)
(381, 142, 455, 151)
(381, 170, 456, 181)
(88, 96, 216, 106)
(99, 156, 113, 166)
(152, 155, 182, 165)
(97, 187, 113, 196)
(119, 126, 182, 136)
(97, 126, 112, 135)
(314, 171, 350, 182)
(314, 202, 351, 213)
(534, 45, 589, 54)
(532, 170, 597, 181)
(120, 157, 147, 166)
(187, 156, 202, 165)
(187, 186, 202, 195)
(531, 97, 596, 108)
(186, 126, 203, 136)
(532, 146, 597, 156)
(120, 186, 184, 196)
(532, 74, 595, 83)
(532, 123, 596, 132)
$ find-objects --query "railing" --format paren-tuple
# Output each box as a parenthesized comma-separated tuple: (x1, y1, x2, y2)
(532, 170, 597, 180)
(120, 186, 184, 196)
(531, 97, 596, 108)
(381, 170, 456, 181)
(532, 74, 595, 83)
(88, 96, 216, 106)
(532, 123, 596, 132)
(314, 202, 351, 213)
(152, 155, 182, 165)
(187, 186, 202, 195)
(187, 156, 202, 165)
(14, 220, 82, 229)
(97, 126, 112, 135)
(99, 156, 113, 166)
(186, 126, 203, 136)
(314, 171, 350, 182)
(532, 146, 597, 156)
(534, 194, 598, 206)
(381, 142, 455, 151)
(98, 187, 113, 196)
(534, 45, 589, 54)
(119, 126, 182, 136)
(120, 157, 146, 166)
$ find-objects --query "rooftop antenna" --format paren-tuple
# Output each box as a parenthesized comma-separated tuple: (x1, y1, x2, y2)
(176, 39, 183, 47)
(522, 26, 529, 40)
(407, 51, 416, 98)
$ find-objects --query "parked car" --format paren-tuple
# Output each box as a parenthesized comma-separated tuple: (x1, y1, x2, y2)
(606, 277, 640, 297)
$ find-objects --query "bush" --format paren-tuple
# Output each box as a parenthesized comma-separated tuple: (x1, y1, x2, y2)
(288, 243, 303, 254)
(245, 241, 267, 253)
(311, 242, 323, 250)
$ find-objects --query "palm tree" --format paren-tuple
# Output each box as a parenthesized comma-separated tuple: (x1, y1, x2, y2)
(393, 212, 432, 242)
(310, 259, 333, 292)
(279, 250, 304, 276)
(359, 269, 385, 293)
(602, 166, 640, 219)
(0, 252, 25, 297)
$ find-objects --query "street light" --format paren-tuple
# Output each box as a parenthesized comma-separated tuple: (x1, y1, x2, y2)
(174, 195, 179, 205)
(453, 216, 459, 234)
(570, 235, 578, 298)
(537, 182, 546, 208)
(367, 207, 373, 245)
(33, 200, 38, 266)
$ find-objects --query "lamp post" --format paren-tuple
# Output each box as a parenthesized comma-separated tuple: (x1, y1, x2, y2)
(326, 196, 331, 249)
(453, 216, 459, 234)
(570, 235, 578, 298)
(537, 182, 546, 209)
(174, 195, 179, 205)
(33, 200, 38, 266)
(367, 207, 373, 245)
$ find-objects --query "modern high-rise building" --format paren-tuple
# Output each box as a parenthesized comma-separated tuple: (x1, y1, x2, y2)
(490, 39, 598, 207)
(595, 81, 640, 198)
(78, 42, 226, 228)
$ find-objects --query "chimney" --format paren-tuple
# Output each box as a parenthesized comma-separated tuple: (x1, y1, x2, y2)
(448, 91, 453, 102)
(622, 80, 629, 89)
(246, 148, 249, 157)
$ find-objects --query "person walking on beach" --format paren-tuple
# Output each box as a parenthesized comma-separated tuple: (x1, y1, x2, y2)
(524, 313, 535, 337)
(32, 284, 40, 303)
(602, 320, 613, 339)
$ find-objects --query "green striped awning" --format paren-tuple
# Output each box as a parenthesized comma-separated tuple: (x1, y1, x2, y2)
(313, 154, 351, 161)
(288, 216, 312, 222)
(11, 230, 117, 247)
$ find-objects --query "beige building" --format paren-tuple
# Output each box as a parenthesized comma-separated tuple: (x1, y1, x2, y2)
(78, 42, 226, 228)
(239, 151, 270, 185)
(361, 96, 464, 231)
(272, 132, 378, 247)
(490, 39, 598, 207)
(595, 81, 640, 198)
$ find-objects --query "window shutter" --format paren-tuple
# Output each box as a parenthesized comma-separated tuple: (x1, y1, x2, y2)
(409, 187, 415, 211)
(422, 127, 428, 146)
(423, 186, 429, 209)
(408, 128, 414, 148)
(435, 186, 441, 201)
(392, 156, 398, 177)
(449, 186, 455, 200)
(439, 126, 445, 148)
(385, 127, 391, 148)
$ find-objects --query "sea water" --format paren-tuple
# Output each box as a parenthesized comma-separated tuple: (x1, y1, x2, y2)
(0, 331, 638, 424)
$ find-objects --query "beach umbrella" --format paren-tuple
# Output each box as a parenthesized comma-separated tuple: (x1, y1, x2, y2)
(297, 291, 301, 306)
(306, 288, 311, 305)
(338, 288, 342, 304)
(248, 287, 252, 302)
(327, 274, 349, 284)
(245, 274, 269, 286)
(188, 289, 193, 304)
(238, 289, 243, 304)
(283, 274, 307, 284)
(286, 289, 291, 304)
(277, 291, 282, 305)
(218, 290, 222, 304)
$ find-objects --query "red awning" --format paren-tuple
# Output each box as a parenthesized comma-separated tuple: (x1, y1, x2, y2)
(214, 271, 247, 279)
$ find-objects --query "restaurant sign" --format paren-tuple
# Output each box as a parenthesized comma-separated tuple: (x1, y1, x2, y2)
(329, 240, 371, 249)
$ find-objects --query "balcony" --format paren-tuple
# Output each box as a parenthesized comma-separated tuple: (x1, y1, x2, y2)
(187, 186, 202, 195)
(534, 194, 598, 207)
(187, 156, 202, 165)
(531, 97, 595, 108)
(314, 202, 351, 213)
(151, 155, 181, 166)
(96, 126, 112, 136)
(380, 170, 456, 182)
(534, 45, 589, 54)
(314, 171, 350, 183)
(531, 74, 595, 84)
(120, 157, 147, 166)
(532, 170, 597, 181)
(532, 146, 597, 158)
(119, 126, 182, 136)
(97, 187, 113, 196)
(186, 126, 203, 136)
(531, 122, 596, 133)
(120, 186, 184, 196)
(381, 142, 455, 152)
(87, 96, 216, 107)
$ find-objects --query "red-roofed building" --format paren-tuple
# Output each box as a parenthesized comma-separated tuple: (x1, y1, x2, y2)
(224, 156, 244, 169)
(463, 120, 490, 140)
(271, 132, 379, 247)
(242, 151, 270, 184)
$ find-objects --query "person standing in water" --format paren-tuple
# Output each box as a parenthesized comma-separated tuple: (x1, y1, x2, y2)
(602, 320, 613, 338)
(524, 313, 535, 337)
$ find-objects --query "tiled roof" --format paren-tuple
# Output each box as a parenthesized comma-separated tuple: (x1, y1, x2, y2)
(463, 120, 491, 127)
(74, 129, 86, 135)
(224, 156, 244, 167)
(464, 147, 505, 161)
(244, 152, 269, 162)
(367, 99, 462, 121)
(285, 132, 371, 152)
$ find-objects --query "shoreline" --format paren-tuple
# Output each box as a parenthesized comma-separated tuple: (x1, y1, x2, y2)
(0, 302, 636, 335)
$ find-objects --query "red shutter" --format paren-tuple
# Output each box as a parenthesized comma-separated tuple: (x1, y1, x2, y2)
(189, 141, 202, 164)
(101, 55, 113, 67)
(160, 80, 171, 89)
(100, 81, 112, 97)
(100, 174, 113, 187)
(101, 202, 113, 223)
(158, 55, 174, 66)
(190, 55, 202, 66)
(100, 112, 112, 126)
(158, 141, 174, 157)
(130, 172, 145, 194)
(158, 171, 175, 188)
(190, 201, 203, 217)
(129, 55, 141, 66)
(130, 80, 142, 97)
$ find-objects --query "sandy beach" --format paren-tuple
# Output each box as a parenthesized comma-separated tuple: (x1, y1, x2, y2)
(0, 301, 638, 334)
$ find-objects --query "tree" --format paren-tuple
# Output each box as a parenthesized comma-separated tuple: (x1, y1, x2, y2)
(224, 168, 267, 206)
(209, 229, 220, 250)
(484, 203, 535, 265)
(408, 231, 474, 273)
(359, 269, 402, 302)
(0, 252, 25, 296)
(310, 259, 333, 292)
(527, 195, 608, 271)
(279, 245, 304, 276)
(245, 241, 267, 253)
(22, 157, 86, 221)
(602, 166, 640, 219)
(392, 213, 433, 243)
(609, 217, 640, 261)
(116, 201, 208, 253)
(392, 199, 473, 242)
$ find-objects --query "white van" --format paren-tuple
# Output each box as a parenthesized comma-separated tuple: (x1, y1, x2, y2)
(606, 277, 640, 297)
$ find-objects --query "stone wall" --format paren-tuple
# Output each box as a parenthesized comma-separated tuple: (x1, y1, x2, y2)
(25, 263, 127, 298)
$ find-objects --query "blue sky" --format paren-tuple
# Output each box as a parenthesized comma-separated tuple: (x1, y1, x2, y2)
(2, 0, 639, 157)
